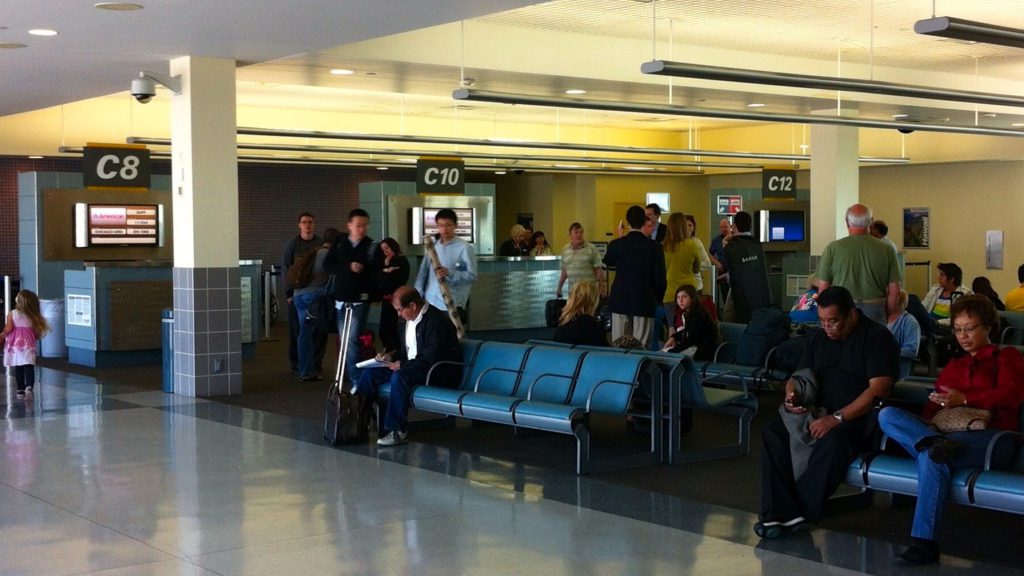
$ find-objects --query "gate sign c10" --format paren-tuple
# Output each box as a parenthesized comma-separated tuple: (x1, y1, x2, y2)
(417, 158, 465, 194)
(762, 169, 796, 199)
(84, 144, 151, 190)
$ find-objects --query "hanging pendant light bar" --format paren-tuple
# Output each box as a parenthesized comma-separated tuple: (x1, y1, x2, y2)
(915, 17, 1024, 49)
(641, 60, 1024, 108)
(452, 88, 1024, 140)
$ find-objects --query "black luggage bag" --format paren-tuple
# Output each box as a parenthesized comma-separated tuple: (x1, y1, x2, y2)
(545, 298, 566, 328)
(323, 303, 371, 445)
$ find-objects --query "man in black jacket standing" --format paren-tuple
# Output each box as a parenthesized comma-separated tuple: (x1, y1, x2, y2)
(353, 286, 462, 447)
(326, 208, 376, 384)
(604, 205, 666, 347)
(723, 210, 771, 323)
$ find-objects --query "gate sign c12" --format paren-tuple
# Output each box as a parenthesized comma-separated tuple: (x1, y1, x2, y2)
(417, 158, 465, 194)
(84, 144, 151, 190)
(762, 169, 796, 199)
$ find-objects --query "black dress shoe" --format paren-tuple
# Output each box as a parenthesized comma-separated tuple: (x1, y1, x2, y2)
(928, 437, 966, 465)
(898, 539, 940, 565)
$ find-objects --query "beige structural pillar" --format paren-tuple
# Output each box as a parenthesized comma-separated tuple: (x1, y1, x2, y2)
(169, 56, 242, 397)
(809, 124, 860, 255)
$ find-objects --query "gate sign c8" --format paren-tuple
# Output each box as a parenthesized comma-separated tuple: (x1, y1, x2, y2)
(761, 169, 796, 199)
(417, 158, 465, 194)
(84, 146, 152, 189)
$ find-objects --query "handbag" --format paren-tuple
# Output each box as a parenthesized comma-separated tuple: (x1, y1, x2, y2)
(931, 406, 992, 433)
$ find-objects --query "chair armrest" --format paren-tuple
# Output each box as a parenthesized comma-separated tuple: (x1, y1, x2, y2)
(701, 369, 750, 397)
(1001, 325, 1015, 345)
(424, 360, 462, 387)
(713, 341, 736, 362)
(585, 378, 637, 412)
(526, 372, 574, 400)
(473, 366, 521, 392)
(763, 346, 779, 369)
(984, 430, 1023, 470)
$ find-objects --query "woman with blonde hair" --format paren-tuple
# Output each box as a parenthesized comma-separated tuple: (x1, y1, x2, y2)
(553, 281, 608, 346)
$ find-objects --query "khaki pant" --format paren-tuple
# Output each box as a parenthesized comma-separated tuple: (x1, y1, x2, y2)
(611, 313, 654, 347)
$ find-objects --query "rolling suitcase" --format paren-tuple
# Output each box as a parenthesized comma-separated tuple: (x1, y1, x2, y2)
(545, 298, 566, 328)
(323, 303, 369, 445)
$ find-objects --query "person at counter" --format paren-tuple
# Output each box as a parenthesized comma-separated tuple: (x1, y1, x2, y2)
(415, 208, 477, 325)
(604, 205, 666, 348)
(499, 224, 530, 256)
(556, 222, 606, 299)
(283, 212, 321, 374)
(531, 231, 553, 256)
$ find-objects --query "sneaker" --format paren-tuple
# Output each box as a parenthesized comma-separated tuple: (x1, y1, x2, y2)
(754, 516, 806, 539)
(16, 391, 26, 399)
(376, 430, 408, 447)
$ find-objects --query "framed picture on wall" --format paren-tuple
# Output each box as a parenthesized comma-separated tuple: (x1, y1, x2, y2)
(903, 208, 929, 249)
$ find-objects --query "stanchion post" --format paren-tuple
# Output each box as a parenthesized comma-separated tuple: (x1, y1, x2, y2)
(263, 270, 272, 340)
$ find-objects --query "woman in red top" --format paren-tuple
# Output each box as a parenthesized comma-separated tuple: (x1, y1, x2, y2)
(878, 295, 1024, 565)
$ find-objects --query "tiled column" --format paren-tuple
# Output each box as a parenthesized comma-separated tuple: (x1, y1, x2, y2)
(170, 56, 241, 397)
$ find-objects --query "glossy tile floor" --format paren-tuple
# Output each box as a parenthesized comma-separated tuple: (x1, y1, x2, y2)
(2, 367, 1022, 576)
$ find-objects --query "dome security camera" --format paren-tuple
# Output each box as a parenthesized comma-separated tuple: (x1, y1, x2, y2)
(131, 76, 157, 103)
(897, 127, 915, 134)
(130, 71, 182, 104)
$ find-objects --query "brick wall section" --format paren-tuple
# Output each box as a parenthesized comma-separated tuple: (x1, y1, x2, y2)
(0, 155, 417, 277)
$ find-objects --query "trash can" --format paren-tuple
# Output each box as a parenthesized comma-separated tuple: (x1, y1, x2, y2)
(161, 308, 174, 393)
(39, 298, 67, 358)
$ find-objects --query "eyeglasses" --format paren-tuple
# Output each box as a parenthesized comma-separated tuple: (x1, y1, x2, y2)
(953, 324, 983, 336)
(818, 317, 845, 328)
(299, 219, 314, 225)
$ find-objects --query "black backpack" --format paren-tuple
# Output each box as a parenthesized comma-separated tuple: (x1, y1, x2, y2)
(736, 307, 790, 366)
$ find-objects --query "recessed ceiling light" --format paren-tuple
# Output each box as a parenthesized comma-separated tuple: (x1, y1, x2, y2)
(330, 68, 355, 76)
(983, 112, 998, 118)
(28, 29, 58, 36)
(28, 155, 43, 159)
(565, 89, 587, 95)
(0, 42, 27, 49)
(376, 166, 388, 171)
(892, 114, 909, 119)
(746, 103, 765, 108)
(94, 2, 144, 10)
(1012, 123, 1024, 127)
(494, 170, 507, 175)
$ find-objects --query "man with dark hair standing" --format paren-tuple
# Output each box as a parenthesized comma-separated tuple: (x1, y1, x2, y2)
(723, 211, 771, 323)
(414, 208, 477, 325)
(708, 217, 731, 302)
(283, 212, 321, 373)
(756, 286, 899, 539)
(604, 205, 666, 347)
(354, 285, 462, 447)
(326, 209, 376, 384)
(869, 219, 898, 254)
(645, 203, 667, 243)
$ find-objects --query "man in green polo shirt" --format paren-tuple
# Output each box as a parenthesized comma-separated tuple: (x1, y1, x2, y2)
(815, 204, 902, 325)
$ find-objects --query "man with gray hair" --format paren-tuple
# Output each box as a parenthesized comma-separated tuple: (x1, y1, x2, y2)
(815, 204, 902, 325)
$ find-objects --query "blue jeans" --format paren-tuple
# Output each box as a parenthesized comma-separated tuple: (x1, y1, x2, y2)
(352, 362, 429, 433)
(335, 302, 369, 383)
(293, 291, 320, 378)
(877, 407, 1014, 540)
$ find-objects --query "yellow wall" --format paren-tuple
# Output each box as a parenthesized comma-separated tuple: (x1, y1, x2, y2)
(861, 160, 1024, 297)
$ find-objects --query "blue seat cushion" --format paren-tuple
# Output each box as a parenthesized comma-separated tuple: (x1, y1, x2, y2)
(411, 386, 467, 416)
(867, 455, 975, 504)
(513, 400, 581, 434)
(459, 392, 522, 424)
(970, 470, 1024, 514)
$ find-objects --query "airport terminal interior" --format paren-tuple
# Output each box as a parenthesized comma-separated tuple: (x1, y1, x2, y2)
(4, 1, 1024, 574)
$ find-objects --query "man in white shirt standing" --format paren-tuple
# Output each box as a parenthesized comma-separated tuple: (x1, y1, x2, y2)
(414, 208, 477, 326)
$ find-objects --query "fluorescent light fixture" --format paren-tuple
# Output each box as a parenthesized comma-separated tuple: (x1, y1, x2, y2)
(453, 87, 1024, 140)
(376, 166, 388, 170)
(915, 16, 1024, 49)
(641, 60, 1024, 108)
(494, 170, 507, 175)
(1013, 123, 1024, 127)
(28, 29, 58, 36)
(746, 103, 765, 108)
(330, 68, 355, 75)
(94, 2, 144, 10)
(565, 89, 587, 95)
(28, 155, 43, 159)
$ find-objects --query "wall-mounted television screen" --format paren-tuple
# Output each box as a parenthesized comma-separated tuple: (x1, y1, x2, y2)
(758, 209, 805, 243)
(74, 203, 164, 247)
(410, 207, 475, 244)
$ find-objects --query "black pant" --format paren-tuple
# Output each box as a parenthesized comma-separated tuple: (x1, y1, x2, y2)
(14, 365, 35, 391)
(759, 416, 865, 524)
(379, 298, 401, 353)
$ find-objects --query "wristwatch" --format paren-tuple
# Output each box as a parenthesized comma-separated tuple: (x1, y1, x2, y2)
(832, 410, 845, 423)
